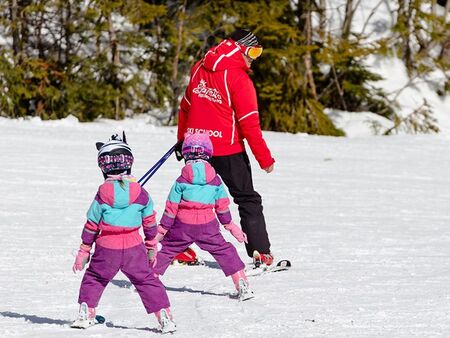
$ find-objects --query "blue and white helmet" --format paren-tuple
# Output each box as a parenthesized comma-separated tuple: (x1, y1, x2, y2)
(96, 132, 133, 174)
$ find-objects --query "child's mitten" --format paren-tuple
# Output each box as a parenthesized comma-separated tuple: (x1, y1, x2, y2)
(72, 244, 91, 273)
(224, 222, 248, 243)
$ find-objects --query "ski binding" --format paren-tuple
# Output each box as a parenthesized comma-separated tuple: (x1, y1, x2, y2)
(70, 302, 105, 329)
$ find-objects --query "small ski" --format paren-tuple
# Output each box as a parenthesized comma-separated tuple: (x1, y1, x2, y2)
(245, 259, 292, 277)
(70, 315, 105, 329)
(171, 258, 204, 266)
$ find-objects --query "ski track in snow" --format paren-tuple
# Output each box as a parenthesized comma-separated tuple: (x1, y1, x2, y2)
(1, 118, 450, 337)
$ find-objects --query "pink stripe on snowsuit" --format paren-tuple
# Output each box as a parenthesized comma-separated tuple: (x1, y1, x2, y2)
(81, 177, 157, 249)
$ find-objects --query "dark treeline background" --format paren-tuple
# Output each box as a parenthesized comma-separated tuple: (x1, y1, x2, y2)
(0, 0, 448, 135)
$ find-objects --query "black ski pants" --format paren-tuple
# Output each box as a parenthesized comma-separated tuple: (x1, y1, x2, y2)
(210, 152, 271, 257)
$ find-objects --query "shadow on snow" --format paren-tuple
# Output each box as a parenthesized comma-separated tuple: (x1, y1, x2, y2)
(111, 276, 231, 298)
(0, 311, 160, 332)
(0, 311, 71, 325)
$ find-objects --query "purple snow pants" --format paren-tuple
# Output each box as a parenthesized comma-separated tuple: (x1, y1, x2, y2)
(78, 243, 170, 313)
(154, 218, 245, 276)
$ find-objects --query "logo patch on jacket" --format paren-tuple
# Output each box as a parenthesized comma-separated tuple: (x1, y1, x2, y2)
(193, 79, 223, 104)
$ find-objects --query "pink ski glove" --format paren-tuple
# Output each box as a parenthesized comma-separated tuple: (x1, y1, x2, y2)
(72, 244, 91, 273)
(153, 225, 168, 242)
(224, 222, 248, 243)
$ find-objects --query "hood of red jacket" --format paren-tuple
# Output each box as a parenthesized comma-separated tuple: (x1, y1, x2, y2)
(202, 39, 249, 72)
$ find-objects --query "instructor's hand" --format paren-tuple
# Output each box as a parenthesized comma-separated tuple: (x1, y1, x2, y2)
(263, 163, 274, 173)
(174, 141, 183, 161)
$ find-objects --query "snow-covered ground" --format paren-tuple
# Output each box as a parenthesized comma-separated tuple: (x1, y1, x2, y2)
(1, 116, 450, 337)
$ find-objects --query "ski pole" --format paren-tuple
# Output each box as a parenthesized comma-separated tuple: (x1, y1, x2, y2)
(138, 141, 182, 186)
(139, 158, 166, 186)
(138, 145, 175, 186)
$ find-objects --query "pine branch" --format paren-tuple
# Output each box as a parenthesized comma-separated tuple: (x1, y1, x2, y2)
(384, 99, 440, 135)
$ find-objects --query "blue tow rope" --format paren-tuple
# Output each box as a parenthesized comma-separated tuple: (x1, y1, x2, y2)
(138, 141, 181, 187)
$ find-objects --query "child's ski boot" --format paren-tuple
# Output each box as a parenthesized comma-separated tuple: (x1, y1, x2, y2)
(231, 270, 254, 301)
(71, 302, 103, 329)
(156, 308, 176, 334)
(171, 247, 203, 265)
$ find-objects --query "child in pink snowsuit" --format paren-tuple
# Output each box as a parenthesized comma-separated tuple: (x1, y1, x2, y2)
(72, 132, 176, 333)
(147, 132, 254, 300)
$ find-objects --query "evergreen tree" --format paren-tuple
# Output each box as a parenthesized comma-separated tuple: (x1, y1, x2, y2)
(393, 0, 449, 95)
(0, 0, 446, 136)
(0, 0, 167, 121)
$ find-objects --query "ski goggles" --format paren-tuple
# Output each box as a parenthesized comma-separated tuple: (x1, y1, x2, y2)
(236, 43, 263, 59)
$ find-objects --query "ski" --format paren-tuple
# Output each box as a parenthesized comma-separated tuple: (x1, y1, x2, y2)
(70, 315, 106, 329)
(245, 259, 292, 277)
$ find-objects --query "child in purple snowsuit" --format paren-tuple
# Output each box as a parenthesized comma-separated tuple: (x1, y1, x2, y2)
(72, 132, 176, 333)
(147, 132, 254, 300)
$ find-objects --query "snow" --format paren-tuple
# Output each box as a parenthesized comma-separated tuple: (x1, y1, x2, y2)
(324, 0, 395, 40)
(0, 2, 449, 336)
(325, 109, 394, 137)
(368, 56, 450, 133)
(1, 116, 450, 337)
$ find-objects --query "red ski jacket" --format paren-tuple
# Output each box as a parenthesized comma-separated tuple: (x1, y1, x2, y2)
(177, 39, 275, 169)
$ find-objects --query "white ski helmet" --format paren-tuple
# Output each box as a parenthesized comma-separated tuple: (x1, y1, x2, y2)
(96, 131, 133, 174)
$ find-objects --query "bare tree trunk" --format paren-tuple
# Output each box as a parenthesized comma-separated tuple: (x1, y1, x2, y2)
(438, 0, 450, 62)
(95, 13, 103, 58)
(65, 1, 72, 68)
(303, 0, 318, 100)
(299, 0, 318, 100)
(296, 0, 319, 131)
(317, 0, 327, 40)
(36, 2, 46, 60)
(396, 0, 414, 71)
(56, 0, 73, 66)
(297, 0, 307, 30)
(57, 1, 64, 63)
(405, 2, 415, 71)
(108, 13, 121, 120)
(331, 64, 348, 111)
(172, 0, 186, 89)
(342, 0, 354, 40)
(19, 0, 31, 57)
(9, 0, 21, 61)
(168, 0, 187, 125)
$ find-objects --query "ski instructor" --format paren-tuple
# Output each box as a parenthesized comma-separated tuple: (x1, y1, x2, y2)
(175, 29, 276, 266)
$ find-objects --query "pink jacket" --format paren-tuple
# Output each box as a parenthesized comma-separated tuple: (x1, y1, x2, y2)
(80, 176, 157, 250)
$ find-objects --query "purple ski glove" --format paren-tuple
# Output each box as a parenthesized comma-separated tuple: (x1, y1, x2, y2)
(72, 244, 91, 273)
(224, 222, 248, 243)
